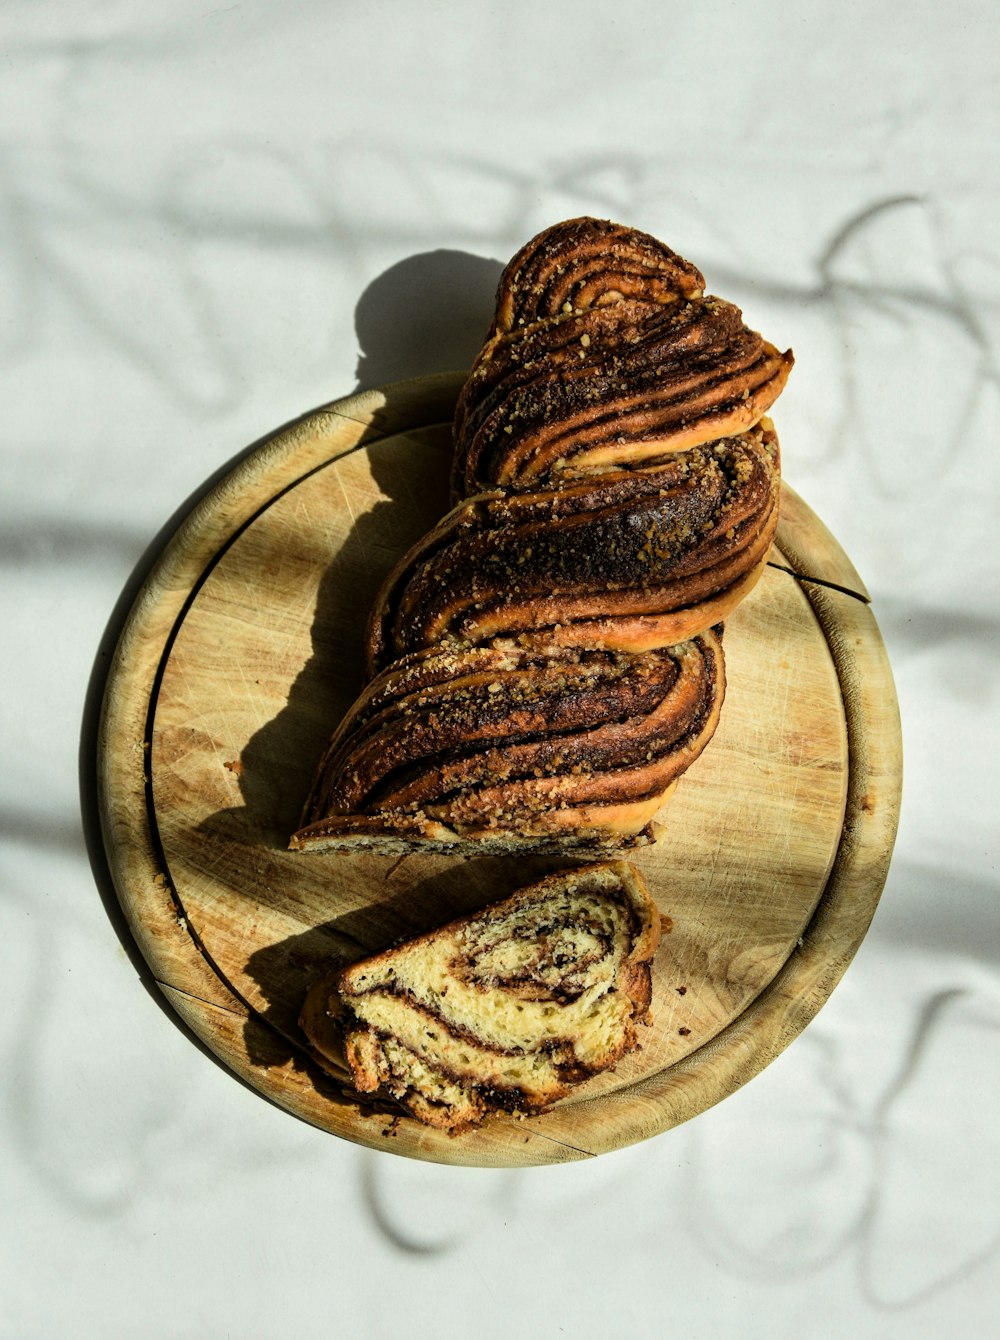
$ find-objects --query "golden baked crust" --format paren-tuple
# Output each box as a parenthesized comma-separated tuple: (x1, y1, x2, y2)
(369, 422, 779, 673)
(299, 860, 661, 1132)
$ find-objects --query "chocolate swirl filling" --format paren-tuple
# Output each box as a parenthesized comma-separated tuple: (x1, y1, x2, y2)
(369, 424, 778, 672)
(452, 218, 792, 494)
(299, 862, 662, 1131)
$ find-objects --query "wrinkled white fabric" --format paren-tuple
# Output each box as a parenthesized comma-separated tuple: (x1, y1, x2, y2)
(2, 3, 998, 1336)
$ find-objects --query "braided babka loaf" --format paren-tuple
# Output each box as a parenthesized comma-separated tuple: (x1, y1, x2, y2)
(291, 218, 792, 854)
(299, 860, 661, 1132)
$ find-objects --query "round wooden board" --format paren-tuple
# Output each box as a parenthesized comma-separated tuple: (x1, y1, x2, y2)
(97, 372, 902, 1167)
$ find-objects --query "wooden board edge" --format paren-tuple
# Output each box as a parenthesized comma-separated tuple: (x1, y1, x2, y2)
(94, 376, 460, 1002)
(156, 982, 589, 1168)
(530, 582, 902, 1156)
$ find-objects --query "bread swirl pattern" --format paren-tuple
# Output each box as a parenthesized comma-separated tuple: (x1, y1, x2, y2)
(452, 216, 792, 494)
(368, 424, 779, 672)
(292, 218, 791, 853)
(300, 861, 661, 1132)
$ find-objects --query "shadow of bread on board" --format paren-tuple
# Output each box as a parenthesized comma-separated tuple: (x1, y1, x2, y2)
(226, 246, 504, 846)
(195, 421, 454, 854)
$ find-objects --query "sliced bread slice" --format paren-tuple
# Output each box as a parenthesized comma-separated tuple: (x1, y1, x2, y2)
(300, 860, 661, 1133)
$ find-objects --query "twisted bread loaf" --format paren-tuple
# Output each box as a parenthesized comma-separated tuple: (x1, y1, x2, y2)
(291, 219, 791, 854)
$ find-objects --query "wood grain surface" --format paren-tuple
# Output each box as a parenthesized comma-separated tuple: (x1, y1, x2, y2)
(96, 372, 902, 1166)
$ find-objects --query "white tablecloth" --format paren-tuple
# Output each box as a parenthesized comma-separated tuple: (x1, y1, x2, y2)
(3, 3, 998, 1335)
